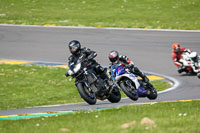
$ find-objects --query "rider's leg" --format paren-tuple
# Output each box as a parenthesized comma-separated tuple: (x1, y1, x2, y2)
(94, 63, 108, 79)
(131, 67, 149, 83)
(177, 66, 185, 73)
(177, 62, 187, 73)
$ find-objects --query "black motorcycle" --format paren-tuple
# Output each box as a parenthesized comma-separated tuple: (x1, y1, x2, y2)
(66, 59, 121, 105)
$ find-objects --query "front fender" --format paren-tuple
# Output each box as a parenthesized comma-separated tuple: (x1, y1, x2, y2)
(116, 74, 140, 89)
(75, 79, 87, 87)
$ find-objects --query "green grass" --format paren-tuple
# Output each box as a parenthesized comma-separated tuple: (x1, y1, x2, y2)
(0, 0, 200, 30)
(0, 64, 170, 110)
(0, 100, 200, 133)
(150, 80, 171, 92)
(0, 64, 81, 110)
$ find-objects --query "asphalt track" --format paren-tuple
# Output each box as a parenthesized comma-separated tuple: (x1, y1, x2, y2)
(0, 25, 200, 117)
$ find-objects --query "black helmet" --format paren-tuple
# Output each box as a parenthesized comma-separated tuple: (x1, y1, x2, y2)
(109, 50, 119, 62)
(68, 40, 81, 54)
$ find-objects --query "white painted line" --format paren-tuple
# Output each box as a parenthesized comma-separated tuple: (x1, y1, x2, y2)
(144, 71, 180, 94)
(31, 102, 86, 108)
(33, 71, 180, 107)
(0, 58, 179, 106)
(1, 24, 200, 33)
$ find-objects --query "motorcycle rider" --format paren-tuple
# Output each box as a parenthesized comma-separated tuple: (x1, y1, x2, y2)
(108, 50, 149, 85)
(65, 40, 108, 80)
(171, 43, 192, 73)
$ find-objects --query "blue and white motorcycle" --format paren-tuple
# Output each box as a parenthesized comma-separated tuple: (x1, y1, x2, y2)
(109, 64, 157, 101)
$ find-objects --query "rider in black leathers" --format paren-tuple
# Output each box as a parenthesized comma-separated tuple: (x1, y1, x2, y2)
(65, 40, 108, 80)
(108, 50, 149, 85)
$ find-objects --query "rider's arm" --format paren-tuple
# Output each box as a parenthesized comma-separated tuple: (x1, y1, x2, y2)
(68, 55, 73, 65)
(119, 55, 134, 66)
(182, 47, 192, 53)
(185, 48, 192, 53)
(172, 52, 182, 67)
(119, 55, 149, 82)
(66, 56, 74, 77)
(83, 47, 97, 60)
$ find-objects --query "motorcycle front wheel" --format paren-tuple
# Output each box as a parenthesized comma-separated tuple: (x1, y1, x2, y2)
(120, 78, 138, 101)
(77, 83, 97, 105)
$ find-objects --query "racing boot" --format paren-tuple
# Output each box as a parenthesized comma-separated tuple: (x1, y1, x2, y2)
(177, 64, 186, 73)
(178, 68, 185, 73)
(134, 67, 149, 85)
(101, 69, 113, 89)
(101, 68, 109, 79)
(95, 64, 106, 78)
(96, 64, 111, 83)
(141, 75, 149, 86)
(133, 67, 148, 80)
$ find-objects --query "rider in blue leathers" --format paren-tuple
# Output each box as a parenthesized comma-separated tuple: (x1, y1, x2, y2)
(108, 50, 149, 84)
(108, 50, 152, 97)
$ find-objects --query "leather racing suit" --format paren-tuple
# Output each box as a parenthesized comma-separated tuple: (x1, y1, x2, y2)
(111, 55, 149, 83)
(67, 47, 107, 79)
(172, 47, 192, 72)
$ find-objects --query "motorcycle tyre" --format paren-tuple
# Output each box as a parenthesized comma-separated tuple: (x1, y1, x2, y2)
(120, 79, 138, 101)
(197, 73, 200, 79)
(147, 83, 157, 100)
(77, 83, 97, 105)
(107, 87, 121, 103)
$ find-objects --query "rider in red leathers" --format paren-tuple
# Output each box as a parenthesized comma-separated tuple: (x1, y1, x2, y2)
(171, 43, 192, 73)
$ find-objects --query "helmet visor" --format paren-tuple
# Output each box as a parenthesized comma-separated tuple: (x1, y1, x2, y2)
(69, 43, 80, 53)
(109, 51, 118, 62)
(110, 51, 118, 58)
(71, 46, 78, 52)
(175, 46, 180, 53)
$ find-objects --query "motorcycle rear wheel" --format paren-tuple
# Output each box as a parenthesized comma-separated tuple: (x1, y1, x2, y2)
(107, 86, 121, 103)
(146, 83, 157, 100)
(77, 83, 97, 105)
(120, 79, 138, 101)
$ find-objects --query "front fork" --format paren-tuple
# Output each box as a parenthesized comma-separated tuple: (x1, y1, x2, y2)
(75, 79, 94, 98)
(125, 80, 134, 89)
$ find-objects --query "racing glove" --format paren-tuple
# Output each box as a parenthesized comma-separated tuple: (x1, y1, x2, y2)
(128, 64, 134, 69)
(88, 52, 97, 60)
(126, 64, 134, 72)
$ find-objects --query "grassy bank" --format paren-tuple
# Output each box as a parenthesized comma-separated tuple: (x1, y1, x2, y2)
(0, 0, 200, 30)
(0, 64, 170, 110)
(0, 100, 200, 133)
